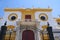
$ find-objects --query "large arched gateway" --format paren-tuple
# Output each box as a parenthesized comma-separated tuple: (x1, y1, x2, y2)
(22, 30, 35, 40)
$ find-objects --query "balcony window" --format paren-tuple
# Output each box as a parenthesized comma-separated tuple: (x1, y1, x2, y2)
(25, 15, 31, 22)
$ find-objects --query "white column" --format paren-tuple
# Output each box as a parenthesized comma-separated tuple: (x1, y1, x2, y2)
(15, 27, 20, 40)
(37, 31, 42, 40)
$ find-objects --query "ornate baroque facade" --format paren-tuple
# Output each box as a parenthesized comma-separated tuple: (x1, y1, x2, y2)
(0, 8, 60, 40)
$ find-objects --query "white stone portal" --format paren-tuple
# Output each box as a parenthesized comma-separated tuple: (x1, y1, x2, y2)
(15, 25, 42, 40)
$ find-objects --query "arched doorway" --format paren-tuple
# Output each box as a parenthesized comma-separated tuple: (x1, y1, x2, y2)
(22, 30, 35, 40)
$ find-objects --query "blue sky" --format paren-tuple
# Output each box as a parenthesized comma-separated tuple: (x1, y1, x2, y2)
(0, 0, 60, 18)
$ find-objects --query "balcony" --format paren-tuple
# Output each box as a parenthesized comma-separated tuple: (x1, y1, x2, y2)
(17, 19, 40, 26)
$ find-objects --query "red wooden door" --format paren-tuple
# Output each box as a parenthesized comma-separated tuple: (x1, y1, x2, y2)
(22, 30, 35, 40)
(25, 15, 31, 19)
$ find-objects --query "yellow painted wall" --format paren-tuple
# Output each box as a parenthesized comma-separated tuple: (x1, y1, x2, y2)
(21, 11, 35, 20)
(4, 8, 52, 20)
(56, 18, 60, 22)
(4, 32, 16, 40)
